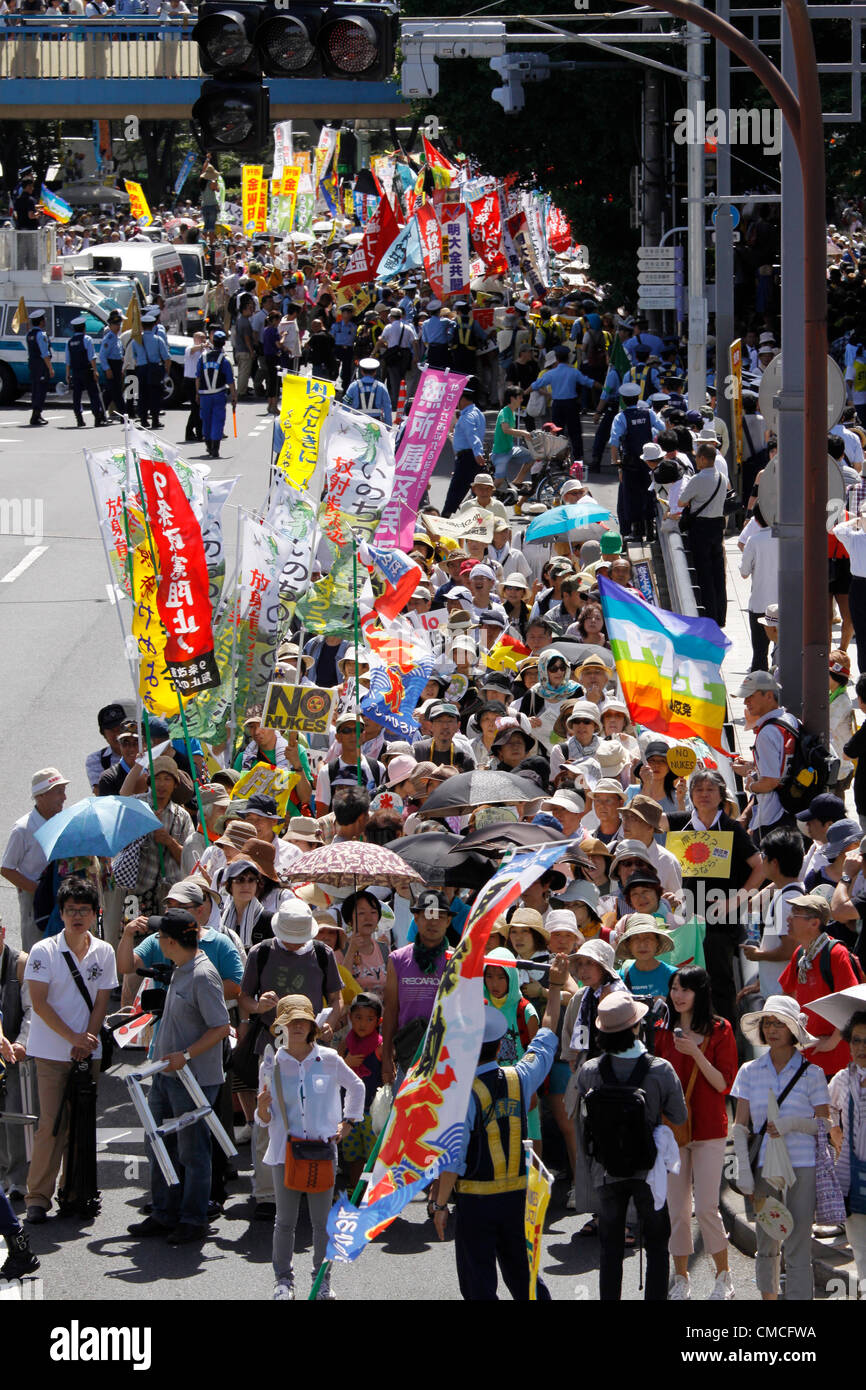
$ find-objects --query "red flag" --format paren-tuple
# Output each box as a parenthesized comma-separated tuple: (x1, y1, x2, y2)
(339, 195, 401, 288)
(467, 189, 504, 269)
(422, 134, 458, 178)
(137, 455, 219, 695)
(546, 204, 572, 254)
(416, 202, 444, 299)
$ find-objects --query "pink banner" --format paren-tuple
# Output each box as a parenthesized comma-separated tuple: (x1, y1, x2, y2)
(375, 368, 468, 550)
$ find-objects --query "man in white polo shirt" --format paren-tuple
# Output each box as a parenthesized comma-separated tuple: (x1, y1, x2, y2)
(1, 767, 70, 950)
(23, 876, 117, 1223)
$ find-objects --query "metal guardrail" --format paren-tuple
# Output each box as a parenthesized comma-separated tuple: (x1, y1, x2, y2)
(656, 505, 701, 619)
(0, 18, 199, 80)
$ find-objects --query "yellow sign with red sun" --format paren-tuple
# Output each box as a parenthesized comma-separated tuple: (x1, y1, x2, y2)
(665, 831, 733, 878)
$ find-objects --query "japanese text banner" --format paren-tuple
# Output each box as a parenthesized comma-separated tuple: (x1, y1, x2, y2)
(137, 455, 219, 696)
(375, 368, 467, 550)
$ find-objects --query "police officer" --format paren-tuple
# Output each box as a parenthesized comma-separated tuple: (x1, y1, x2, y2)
(420, 298, 455, 369)
(330, 304, 357, 393)
(26, 309, 53, 427)
(432, 954, 570, 1300)
(609, 382, 665, 542)
(442, 382, 487, 517)
(623, 346, 662, 401)
(451, 300, 487, 377)
(342, 358, 392, 425)
(132, 309, 170, 429)
(98, 310, 125, 420)
(529, 344, 596, 463)
(196, 329, 236, 459)
(66, 316, 107, 428)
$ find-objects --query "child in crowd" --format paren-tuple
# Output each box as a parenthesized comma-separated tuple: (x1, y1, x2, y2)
(339, 993, 384, 1190)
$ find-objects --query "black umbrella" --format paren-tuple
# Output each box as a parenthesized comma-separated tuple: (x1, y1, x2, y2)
(417, 770, 545, 820)
(454, 822, 594, 873)
(539, 641, 615, 670)
(391, 832, 492, 890)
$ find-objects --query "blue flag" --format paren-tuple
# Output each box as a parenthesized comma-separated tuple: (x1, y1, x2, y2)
(377, 217, 423, 279)
(361, 652, 432, 739)
(174, 152, 196, 198)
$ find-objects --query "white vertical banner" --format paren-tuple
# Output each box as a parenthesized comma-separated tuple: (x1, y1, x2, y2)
(272, 121, 294, 176)
(441, 206, 471, 298)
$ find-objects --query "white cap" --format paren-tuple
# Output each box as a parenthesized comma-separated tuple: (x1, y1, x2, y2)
(272, 898, 315, 944)
(359, 358, 380, 372)
(31, 767, 70, 798)
(469, 564, 497, 583)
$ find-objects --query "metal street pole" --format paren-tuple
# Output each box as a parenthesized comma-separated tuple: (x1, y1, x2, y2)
(686, 8, 707, 408)
(776, 11, 807, 710)
(712, 0, 735, 478)
(645, 0, 828, 738)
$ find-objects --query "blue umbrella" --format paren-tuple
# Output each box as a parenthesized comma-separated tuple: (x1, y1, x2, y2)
(523, 500, 611, 542)
(34, 796, 161, 862)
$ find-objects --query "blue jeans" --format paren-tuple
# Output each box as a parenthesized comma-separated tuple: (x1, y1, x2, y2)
(148, 1072, 220, 1229)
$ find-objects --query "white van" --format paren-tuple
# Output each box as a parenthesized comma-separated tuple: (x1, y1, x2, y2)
(176, 244, 207, 334)
(60, 240, 188, 334)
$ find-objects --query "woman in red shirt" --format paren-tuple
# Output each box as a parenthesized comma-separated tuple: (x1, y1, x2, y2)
(655, 967, 739, 1301)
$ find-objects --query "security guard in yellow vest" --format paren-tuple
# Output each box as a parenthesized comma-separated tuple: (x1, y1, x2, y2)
(433, 954, 569, 1300)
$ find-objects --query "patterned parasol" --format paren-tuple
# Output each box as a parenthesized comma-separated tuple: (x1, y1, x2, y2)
(280, 840, 424, 893)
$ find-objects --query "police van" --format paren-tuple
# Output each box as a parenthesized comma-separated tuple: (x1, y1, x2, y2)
(59, 240, 188, 334)
(176, 245, 208, 334)
(0, 238, 190, 411)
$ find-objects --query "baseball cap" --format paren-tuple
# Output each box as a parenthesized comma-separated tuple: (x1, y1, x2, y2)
(786, 893, 830, 924)
(735, 670, 781, 697)
(428, 702, 460, 720)
(414, 889, 454, 917)
(97, 702, 128, 731)
(795, 793, 845, 824)
(469, 564, 497, 583)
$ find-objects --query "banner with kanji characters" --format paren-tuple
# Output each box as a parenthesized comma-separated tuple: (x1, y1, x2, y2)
(416, 202, 444, 299)
(275, 372, 335, 493)
(269, 166, 300, 235)
(375, 368, 468, 551)
(237, 512, 298, 714)
(266, 471, 319, 604)
(131, 542, 188, 718)
(440, 204, 471, 299)
(242, 166, 268, 235)
(317, 403, 396, 554)
(201, 475, 237, 611)
(125, 180, 152, 227)
(467, 189, 505, 271)
(272, 120, 294, 175)
(137, 454, 219, 696)
(546, 203, 572, 255)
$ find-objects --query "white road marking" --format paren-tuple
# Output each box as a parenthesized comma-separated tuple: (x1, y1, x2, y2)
(0, 545, 48, 584)
(0, 438, 23, 443)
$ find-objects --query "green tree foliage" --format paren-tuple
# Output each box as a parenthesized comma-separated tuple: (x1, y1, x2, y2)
(400, 0, 642, 302)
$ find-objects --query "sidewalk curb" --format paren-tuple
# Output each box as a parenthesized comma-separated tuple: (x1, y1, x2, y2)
(721, 1181, 857, 1293)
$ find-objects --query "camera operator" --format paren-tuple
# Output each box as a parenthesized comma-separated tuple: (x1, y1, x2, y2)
(126, 910, 230, 1247)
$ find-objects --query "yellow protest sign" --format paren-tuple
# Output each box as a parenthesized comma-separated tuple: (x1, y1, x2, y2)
(263, 683, 336, 736)
(524, 1146, 553, 1301)
(11, 297, 28, 334)
(242, 165, 267, 235)
(276, 372, 335, 490)
(335, 281, 373, 316)
(125, 180, 153, 227)
(665, 831, 734, 878)
(231, 761, 299, 818)
(132, 542, 186, 717)
(666, 745, 698, 778)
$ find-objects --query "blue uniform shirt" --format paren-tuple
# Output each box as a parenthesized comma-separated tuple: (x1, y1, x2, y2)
(421, 315, 455, 346)
(453, 402, 486, 456)
(196, 351, 234, 392)
(449, 1028, 558, 1175)
(610, 406, 664, 450)
(530, 363, 595, 400)
(98, 328, 124, 369)
(599, 365, 622, 403)
(131, 330, 170, 367)
(624, 364, 663, 397)
(33, 330, 50, 359)
(331, 320, 357, 347)
(624, 331, 665, 362)
(343, 375, 392, 425)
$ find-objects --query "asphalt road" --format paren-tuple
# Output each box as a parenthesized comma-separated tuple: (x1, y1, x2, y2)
(0, 393, 763, 1302)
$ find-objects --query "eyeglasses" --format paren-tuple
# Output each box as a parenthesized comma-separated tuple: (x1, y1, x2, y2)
(548, 661, 567, 673)
(233, 872, 259, 884)
(616, 858, 645, 868)
(63, 904, 92, 917)
(571, 718, 595, 726)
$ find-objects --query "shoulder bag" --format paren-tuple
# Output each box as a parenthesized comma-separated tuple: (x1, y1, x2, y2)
(61, 950, 115, 1073)
(747, 1057, 810, 1169)
(273, 1068, 335, 1193)
(679, 473, 722, 534)
(664, 1038, 706, 1147)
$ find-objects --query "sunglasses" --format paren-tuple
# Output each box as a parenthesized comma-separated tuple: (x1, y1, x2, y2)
(548, 661, 567, 673)
(571, 718, 595, 726)
(233, 872, 260, 884)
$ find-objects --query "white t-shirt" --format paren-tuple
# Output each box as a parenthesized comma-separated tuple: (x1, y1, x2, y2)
(24, 932, 118, 1062)
(759, 882, 803, 1000)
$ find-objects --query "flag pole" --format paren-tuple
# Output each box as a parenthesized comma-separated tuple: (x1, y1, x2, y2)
(121, 417, 165, 878)
(226, 507, 243, 768)
(352, 533, 363, 787)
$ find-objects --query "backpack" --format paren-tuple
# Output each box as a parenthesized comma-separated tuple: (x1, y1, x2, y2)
(794, 940, 865, 991)
(583, 1053, 658, 1178)
(762, 717, 832, 815)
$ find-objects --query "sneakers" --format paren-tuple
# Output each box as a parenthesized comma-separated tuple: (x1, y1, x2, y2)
(565, 1190, 576, 1211)
(233, 1124, 252, 1145)
(272, 1280, 295, 1301)
(669, 1274, 691, 1301)
(709, 1270, 735, 1301)
(315, 1286, 337, 1300)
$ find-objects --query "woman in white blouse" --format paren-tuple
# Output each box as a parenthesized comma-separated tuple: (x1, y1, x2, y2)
(257, 994, 364, 1301)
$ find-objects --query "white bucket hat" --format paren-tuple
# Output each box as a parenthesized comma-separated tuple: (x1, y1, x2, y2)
(740, 995, 816, 1049)
(572, 936, 617, 978)
(272, 897, 315, 944)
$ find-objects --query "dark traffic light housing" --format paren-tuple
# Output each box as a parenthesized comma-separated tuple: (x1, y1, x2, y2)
(192, 79, 270, 153)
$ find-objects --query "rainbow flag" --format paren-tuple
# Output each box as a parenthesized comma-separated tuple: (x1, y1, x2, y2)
(598, 575, 731, 751)
(39, 185, 73, 224)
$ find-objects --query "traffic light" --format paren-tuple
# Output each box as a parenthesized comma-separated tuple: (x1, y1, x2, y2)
(192, 79, 270, 153)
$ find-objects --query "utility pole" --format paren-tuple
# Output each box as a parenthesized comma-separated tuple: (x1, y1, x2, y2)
(712, 0, 735, 479)
(643, 69, 666, 335)
(686, 7, 707, 408)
